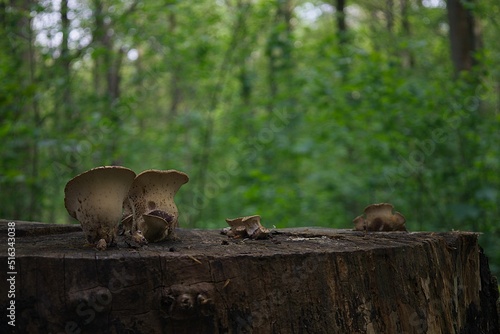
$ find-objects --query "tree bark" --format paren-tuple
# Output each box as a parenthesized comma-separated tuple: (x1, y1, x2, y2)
(92, 0, 106, 97)
(386, 0, 394, 33)
(168, 12, 182, 118)
(400, 0, 414, 68)
(266, 0, 293, 114)
(1, 220, 498, 333)
(91, 0, 121, 102)
(7, 0, 42, 221)
(336, 0, 347, 47)
(446, 0, 478, 74)
(60, 0, 73, 119)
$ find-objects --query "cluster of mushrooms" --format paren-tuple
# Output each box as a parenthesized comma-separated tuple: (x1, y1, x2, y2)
(64, 166, 407, 251)
(64, 166, 189, 250)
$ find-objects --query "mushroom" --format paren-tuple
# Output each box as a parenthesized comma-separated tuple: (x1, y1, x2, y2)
(140, 214, 175, 243)
(64, 166, 136, 249)
(353, 203, 406, 232)
(120, 198, 134, 234)
(124, 229, 148, 248)
(223, 215, 270, 239)
(124, 169, 189, 242)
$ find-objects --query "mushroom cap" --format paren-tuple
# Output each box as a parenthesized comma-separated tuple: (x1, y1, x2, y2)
(352, 215, 366, 231)
(126, 169, 189, 241)
(142, 214, 173, 243)
(95, 238, 108, 251)
(121, 213, 134, 232)
(225, 215, 270, 239)
(225, 215, 261, 232)
(130, 230, 148, 245)
(64, 166, 136, 244)
(353, 203, 406, 231)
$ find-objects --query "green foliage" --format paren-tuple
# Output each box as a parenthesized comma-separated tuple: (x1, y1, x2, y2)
(1, 0, 499, 275)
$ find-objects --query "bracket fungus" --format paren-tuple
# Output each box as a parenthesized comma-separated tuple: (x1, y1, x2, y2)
(223, 215, 270, 239)
(353, 203, 406, 232)
(123, 169, 189, 243)
(64, 166, 136, 249)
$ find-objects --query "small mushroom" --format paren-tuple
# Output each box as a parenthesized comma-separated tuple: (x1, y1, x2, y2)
(224, 215, 270, 239)
(64, 166, 136, 249)
(124, 229, 148, 248)
(131, 229, 148, 245)
(124, 169, 189, 242)
(120, 213, 134, 235)
(142, 214, 175, 243)
(353, 203, 406, 232)
(95, 238, 108, 251)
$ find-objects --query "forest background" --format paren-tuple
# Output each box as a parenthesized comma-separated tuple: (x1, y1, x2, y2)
(1, 0, 499, 276)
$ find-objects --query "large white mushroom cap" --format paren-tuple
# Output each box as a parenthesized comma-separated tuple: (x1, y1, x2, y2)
(64, 166, 136, 245)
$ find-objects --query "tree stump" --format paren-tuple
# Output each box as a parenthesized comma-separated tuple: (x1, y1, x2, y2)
(1, 220, 499, 333)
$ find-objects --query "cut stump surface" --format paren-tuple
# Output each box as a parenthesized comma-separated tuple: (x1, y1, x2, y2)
(1, 220, 498, 334)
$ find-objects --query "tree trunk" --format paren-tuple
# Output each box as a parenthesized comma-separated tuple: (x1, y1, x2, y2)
(446, 0, 478, 74)
(92, 0, 106, 97)
(26, 7, 40, 223)
(168, 12, 182, 118)
(92, 0, 120, 102)
(9, 0, 42, 222)
(335, 0, 347, 47)
(334, 0, 350, 80)
(400, 0, 414, 68)
(1, 220, 498, 333)
(59, 0, 73, 121)
(266, 0, 293, 114)
(386, 0, 394, 34)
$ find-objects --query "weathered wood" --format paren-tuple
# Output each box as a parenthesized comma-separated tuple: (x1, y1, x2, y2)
(1, 220, 499, 333)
